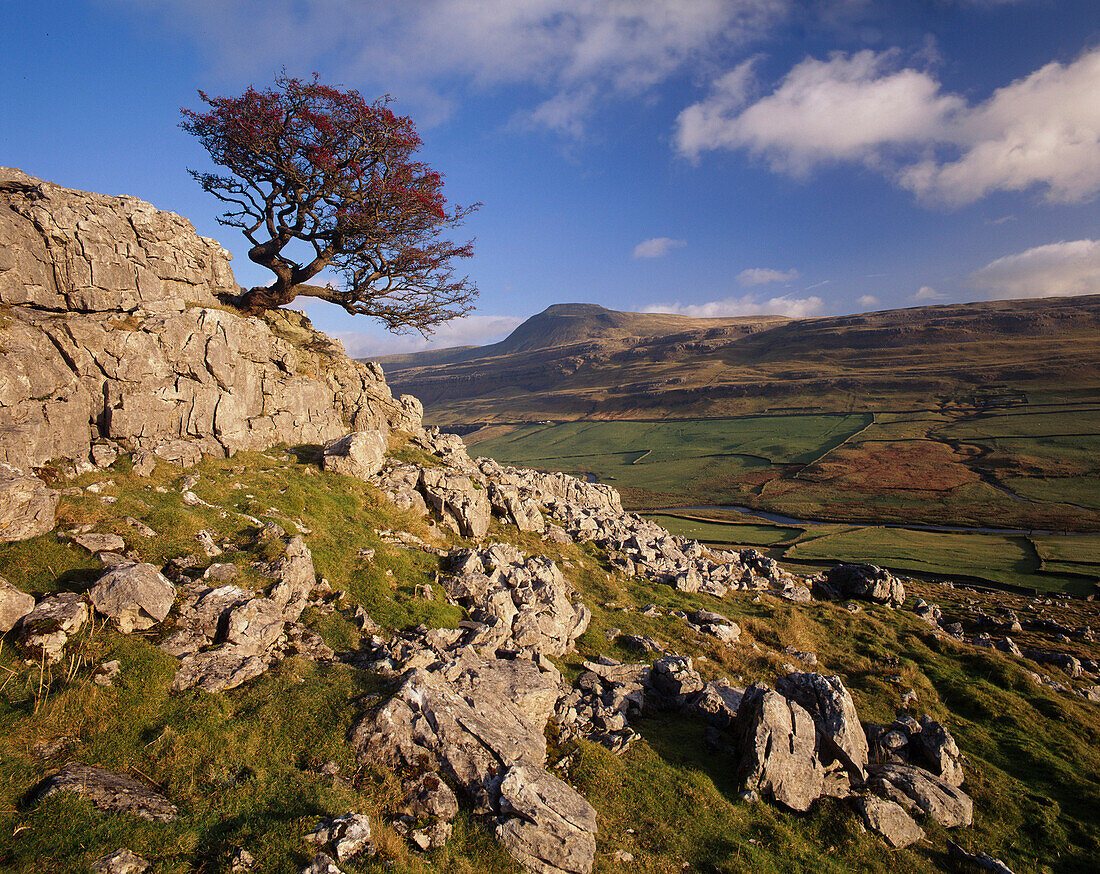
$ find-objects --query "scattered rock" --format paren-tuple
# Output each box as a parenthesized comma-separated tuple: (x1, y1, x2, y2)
(94, 659, 122, 687)
(305, 813, 374, 863)
(90, 562, 176, 633)
(91, 849, 151, 874)
(17, 592, 89, 663)
(0, 465, 58, 542)
(867, 763, 973, 828)
(71, 531, 126, 554)
(131, 450, 157, 477)
(775, 672, 869, 781)
(0, 575, 36, 634)
(947, 840, 1016, 873)
(854, 795, 925, 848)
(30, 762, 178, 822)
(299, 853, 344, 874)
(321, 430, 387, 480)
(819, 564, 905, 607)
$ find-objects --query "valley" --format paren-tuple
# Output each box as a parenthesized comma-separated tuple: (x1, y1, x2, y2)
(377, 301, 1100, 595)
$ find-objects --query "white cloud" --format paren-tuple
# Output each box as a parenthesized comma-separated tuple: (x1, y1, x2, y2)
(910, 285, 945, 302)
(338, 314, 524, 357)
(970, 239, 1100, 299)
(857, 294, 879, 308)
(633, 237, 687, 259)
(737, 266, 800, 285)
(644, 293, 824, 318)
(124, 0, 788, 133)
(676, 50, 962, 172)
(678, 45, 1100, 205)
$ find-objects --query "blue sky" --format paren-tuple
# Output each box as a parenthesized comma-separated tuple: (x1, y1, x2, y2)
(3, 1, 1099, 356)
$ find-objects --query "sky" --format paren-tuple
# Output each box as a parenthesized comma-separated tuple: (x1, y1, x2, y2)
(3, 1, 1099, 356)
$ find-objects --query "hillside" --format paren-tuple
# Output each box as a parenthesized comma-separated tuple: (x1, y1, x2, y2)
(374, 298, 1100, 424)
(1, 172, 1099, 874)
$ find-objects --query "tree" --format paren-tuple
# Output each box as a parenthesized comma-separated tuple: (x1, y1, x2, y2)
(181, 73, 478, 330)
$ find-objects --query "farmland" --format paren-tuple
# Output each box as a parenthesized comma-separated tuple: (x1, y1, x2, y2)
(471, 403, 1100, 594)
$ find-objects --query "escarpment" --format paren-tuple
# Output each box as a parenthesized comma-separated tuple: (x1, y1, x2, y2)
(0, 168, 421, 472)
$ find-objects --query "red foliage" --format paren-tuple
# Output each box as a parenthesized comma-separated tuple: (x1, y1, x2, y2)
(181, 72, 478, 330)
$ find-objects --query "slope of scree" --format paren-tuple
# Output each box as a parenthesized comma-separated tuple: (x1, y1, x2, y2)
(0, 173, 1097, 874)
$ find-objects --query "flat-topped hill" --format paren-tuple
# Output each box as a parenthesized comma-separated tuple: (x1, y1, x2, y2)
(372, 295, 1100, 424)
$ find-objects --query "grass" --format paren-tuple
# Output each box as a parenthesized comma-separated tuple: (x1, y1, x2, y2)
(2, 448, 1100, 872)
(642, 514, 802, 547)
(784, 527, 1095, 594)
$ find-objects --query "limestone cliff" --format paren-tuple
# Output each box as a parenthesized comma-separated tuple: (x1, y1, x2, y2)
(0, 169, 421, 470)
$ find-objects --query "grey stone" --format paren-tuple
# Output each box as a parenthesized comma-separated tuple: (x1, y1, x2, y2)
(821, 564, 905, 607)
(775, 672, 869, 781)
(31, 762, 177, 821)
(496, 764, 597, 874)
(322, 430, 387, 480)
(734, 684, 825, 812)
(91, 849, 151, 874)
(0, 172, 422, 474)
(0, 465, 57, 542)
(854, 795, 925, 848)
(650, 655, 705, 707)
(72, 531, 126, 554)
(420, 467, 492, 538)
(305, 813, 374, 863)
(90, 562, 176, 633)
(17, 592, 88, 663)
(299, 853, 344, 874)
(267, 535, 316, 621)
(868, 763, 973, 828)
(0, 575, 35, 633)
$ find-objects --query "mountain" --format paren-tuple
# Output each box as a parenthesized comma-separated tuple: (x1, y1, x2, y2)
(370, 297, 1100, 425)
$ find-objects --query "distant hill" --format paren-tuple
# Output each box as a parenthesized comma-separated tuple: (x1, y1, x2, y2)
(368, 297, 1100, 425)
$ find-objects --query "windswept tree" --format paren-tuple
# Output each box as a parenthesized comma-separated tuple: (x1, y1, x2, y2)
(181, 73, 478, 330)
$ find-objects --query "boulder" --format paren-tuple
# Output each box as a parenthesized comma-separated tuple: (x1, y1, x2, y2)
(496, 764, 598, 874)
(89, 562, 176, 633)
(820, 564, 905, 607)
(17, 592, 88, 663)
(321, 430, 387, 480)
(867, 763, 973, 828)
(0, 576, 36, 634)
(489, 482, 545, 533)
(734, 684, 824, 812)
(854, 795, 925, 848)
(775, 672, 869, 781)
(72, 531, 127, 554)
(913, 716, 965, 787)
(0, 466, 57, 542)
(686, 682, 744, 728)
(30, 762, 177, 822)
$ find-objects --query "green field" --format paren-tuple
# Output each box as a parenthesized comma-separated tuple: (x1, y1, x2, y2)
(472, 405, 1100, 594)
(644, 514, 803, 547)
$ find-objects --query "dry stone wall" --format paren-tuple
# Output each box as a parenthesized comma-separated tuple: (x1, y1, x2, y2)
(0, 169, 421, 471)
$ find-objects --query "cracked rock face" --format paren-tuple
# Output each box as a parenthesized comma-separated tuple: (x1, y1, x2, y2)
(734, 684, 825, 812)
(867, 762, 973, 828)
(775, 672, 869, 781)
(0, 170, 420, 472)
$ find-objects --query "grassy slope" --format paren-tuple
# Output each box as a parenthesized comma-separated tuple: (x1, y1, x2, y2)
(0, 451, 1098, 872)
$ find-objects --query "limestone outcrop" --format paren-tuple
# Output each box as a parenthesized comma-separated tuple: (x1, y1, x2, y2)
(0, 169, 421, 472)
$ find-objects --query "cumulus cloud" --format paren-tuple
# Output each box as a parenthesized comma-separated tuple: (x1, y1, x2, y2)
(736, 266, 800, 285)
(857, 294, 880, 308)
(644, 293, 824, 318)
(338, 314, 524, 357)
(677, 45, 1100, 205)
(122, 0, 788, 133)
(970, 239, 1100, 299)
(910, 286, 945, 302)
(633, 237, 687, 259)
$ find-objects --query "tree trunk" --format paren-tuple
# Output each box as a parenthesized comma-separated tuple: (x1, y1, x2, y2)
(238, 284, 299, 314)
